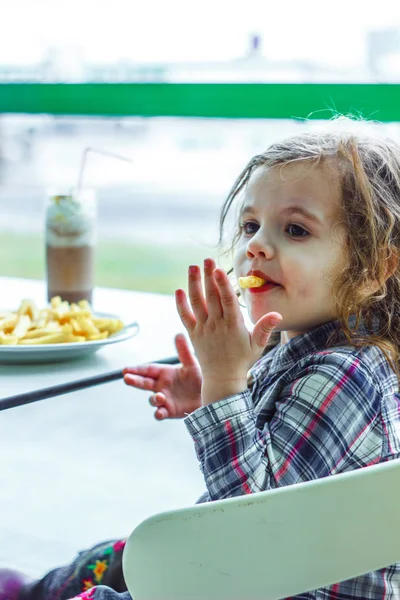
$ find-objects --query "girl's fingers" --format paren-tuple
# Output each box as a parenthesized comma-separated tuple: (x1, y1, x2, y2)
(123, 372, 156, 392)
(204, 258, 223, 318)
(188, 265, 208, 323)
(251, 312, 283, 349)
(123, 364, 161, 378)
(155, 407, 169, 421)
(213, 268, 242, 321)
(149, 393, 171, 420)
(175, 289, 196, 332)
(174, 333, 197, 367)
(148, 392, 166, 407)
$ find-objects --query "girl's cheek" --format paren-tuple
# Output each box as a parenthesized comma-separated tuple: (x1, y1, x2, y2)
(286, 264, 313, 298)
(296, 284, 313, 299)
(294, 268, 325, 300)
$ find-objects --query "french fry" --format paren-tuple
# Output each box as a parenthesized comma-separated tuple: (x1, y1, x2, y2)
(18, 332, 70, 345)
(0, 332, 19, 345)
(75, 315, 100, 336)
(238, 276, 266, 289)
(88, 332, 109, 341)
(34, 309, 52, 328)
(78, 300, 90, 310)
(61, 323, 73, 334)
(70, 318, 85, 335)
(51, 301, 70, 321)
(50, 296, 62, 308)
(57, 309, 92, 322)
(12, 315, 32, 338)
(22, 327, 61, 339)
(92, 318, 124, 334)
(0, 315, 18, 332)
(65, 335, 86, 343)
(17, 299, 39, 321)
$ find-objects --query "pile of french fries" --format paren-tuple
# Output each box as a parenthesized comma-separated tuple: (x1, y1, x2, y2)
(0, 297, 124, 345)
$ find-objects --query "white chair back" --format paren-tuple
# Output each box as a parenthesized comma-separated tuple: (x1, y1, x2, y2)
(123, 460, 400, 600)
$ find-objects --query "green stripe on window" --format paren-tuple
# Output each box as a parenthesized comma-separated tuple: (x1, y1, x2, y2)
(0, 83, 400, 121)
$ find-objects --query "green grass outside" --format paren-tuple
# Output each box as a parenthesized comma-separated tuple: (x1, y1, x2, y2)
(0, 231, 223, 295)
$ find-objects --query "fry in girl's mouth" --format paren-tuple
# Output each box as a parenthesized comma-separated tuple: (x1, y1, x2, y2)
(238, 276, 266, 289)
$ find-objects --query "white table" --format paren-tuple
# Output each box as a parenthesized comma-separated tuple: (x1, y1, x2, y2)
(0, 277, 205, 577)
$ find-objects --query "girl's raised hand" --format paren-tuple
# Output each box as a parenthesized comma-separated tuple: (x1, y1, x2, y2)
(175, 258, 282, 404)
(123, 333, 202, 420)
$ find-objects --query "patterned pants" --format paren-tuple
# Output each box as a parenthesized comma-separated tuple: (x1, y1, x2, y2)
(19, 540, 129, 600)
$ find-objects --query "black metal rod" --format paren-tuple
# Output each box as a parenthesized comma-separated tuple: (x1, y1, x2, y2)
(1, 355, 179, 412)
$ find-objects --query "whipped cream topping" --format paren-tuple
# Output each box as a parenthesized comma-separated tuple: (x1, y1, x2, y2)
(45, 193, 97, 247)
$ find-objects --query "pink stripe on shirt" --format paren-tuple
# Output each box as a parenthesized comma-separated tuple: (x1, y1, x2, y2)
(225, 419, 252, 494)
(275, 360, 360, 481)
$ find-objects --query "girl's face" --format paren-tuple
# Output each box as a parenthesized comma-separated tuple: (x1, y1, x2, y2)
(234, 160, 347, 342)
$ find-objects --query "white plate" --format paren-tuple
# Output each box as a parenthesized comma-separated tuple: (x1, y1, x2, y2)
(0, 312, 139, 364)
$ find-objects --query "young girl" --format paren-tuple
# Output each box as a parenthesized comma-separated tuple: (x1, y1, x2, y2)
(13, 126, 400, 600)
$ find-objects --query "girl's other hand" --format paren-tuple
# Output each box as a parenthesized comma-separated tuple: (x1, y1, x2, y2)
(123, 333, 202, 420)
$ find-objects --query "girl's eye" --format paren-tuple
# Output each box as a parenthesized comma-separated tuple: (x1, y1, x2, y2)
(286, 223, 309, 238)
(240, 221, 259, 235)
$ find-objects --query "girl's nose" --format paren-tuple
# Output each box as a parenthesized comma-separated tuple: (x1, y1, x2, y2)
(246, 233, 275, 259)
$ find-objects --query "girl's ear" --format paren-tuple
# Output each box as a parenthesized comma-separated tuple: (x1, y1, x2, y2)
(384, 246, 399, 281)
(363, 246, 399, 296)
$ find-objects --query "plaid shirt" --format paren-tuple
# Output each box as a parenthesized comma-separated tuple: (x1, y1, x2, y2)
(184, 319, 400, 599)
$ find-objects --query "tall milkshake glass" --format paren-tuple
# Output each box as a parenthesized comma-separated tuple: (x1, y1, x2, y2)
(45, 189, 96, 304)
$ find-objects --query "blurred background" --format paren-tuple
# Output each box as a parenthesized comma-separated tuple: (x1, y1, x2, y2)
(2, 0, 400, 294)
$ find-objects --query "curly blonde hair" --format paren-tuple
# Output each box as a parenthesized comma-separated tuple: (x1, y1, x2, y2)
(219, 129, 400, 378)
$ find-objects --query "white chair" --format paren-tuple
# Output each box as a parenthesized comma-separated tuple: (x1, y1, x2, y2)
(123, 459, 400, 600)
